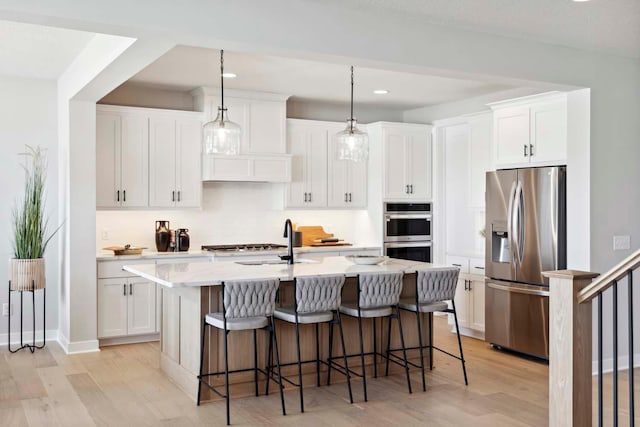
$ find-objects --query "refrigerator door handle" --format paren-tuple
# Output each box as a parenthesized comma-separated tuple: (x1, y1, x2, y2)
(517, 181, 526, 264)
(507, 181, 517, 269)
(487, 282, 550, 297)
(512, 180, 524, 266)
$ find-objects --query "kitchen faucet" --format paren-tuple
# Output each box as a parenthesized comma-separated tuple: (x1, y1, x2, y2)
(280, 219, 294, 265)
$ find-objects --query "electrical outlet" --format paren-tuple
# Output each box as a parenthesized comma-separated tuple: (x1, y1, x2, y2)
(101, 228, 109, 240)
(2, 303, 11, 316)
(613, 235, 631, 251)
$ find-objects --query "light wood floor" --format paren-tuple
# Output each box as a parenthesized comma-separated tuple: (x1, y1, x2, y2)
(0, 317, 551, 426)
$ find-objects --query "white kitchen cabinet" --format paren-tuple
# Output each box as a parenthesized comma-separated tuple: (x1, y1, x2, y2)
(285, 120, 328, 208)
(192, 87, 288, 155)
(370, 123, 432, 201)
(98, 277, 156, 339)
(491, 93, 567, 169)
(327, 125, 368, 208)
(127, 279, 157, 336)
(96, 111, 149, 208)
(467, 113, 492, 208)
(446, 255, 485, 339)
(149, 115, 202, 208)
(97, 278, 128, 338)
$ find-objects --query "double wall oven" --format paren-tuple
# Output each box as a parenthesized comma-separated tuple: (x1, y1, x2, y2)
(383, 202, 432, 263)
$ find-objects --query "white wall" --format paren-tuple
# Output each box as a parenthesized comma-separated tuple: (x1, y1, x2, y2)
(96, 182, 378, 252)
(0, 75, 59, 344)
(287, 98, 403, 123)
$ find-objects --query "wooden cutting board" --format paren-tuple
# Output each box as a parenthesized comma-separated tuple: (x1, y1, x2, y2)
(309, 242, 353, 247)
(296, 226, 334, 247)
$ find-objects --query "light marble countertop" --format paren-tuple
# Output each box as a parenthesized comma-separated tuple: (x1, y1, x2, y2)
(123, 256, 437, 288)
(97, 245, 380, 261)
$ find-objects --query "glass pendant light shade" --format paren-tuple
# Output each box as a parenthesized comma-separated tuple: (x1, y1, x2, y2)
(203, 49, 241, 155)
(203, 107, 241, 154)
(336, 66, 369, 162)
(336, 119, 369, 162)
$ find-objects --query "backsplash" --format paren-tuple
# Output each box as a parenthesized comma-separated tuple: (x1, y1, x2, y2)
(95, 182, 378, 253)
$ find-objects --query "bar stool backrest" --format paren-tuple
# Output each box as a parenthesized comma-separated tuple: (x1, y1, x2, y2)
(295, 275, 346, 313)
(416, 268, 460, 304)
(358, 272, 404, 309)
(223, 279, 280, 319)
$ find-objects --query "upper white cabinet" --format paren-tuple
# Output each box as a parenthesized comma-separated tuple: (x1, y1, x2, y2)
(285, 119, 367, 209)
(149, 115, 202, 208)
(97, 105, 202, 209)
(96, 111, 149, 208)
(285, 120, 328, 208)
(327, 125, 367, 208)
(193, 88, 292, 181)
(490, 93, 567, 169)
(369, 123, 432, 201)
(467, 113, 493, 208)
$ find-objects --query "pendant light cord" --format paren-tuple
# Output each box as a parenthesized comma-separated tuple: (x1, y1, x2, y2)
(350, 65, 354, 133)
(220, 50, 225, 112)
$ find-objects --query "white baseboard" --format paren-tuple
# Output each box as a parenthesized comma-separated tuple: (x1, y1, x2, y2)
(592, 353, 640, 375)
(57, 332, 100, 354)
(0, 329, 59, 346)
(99, 333, 159, 347)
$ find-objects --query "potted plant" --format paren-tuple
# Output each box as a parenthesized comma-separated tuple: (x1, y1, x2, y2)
(10, 146, 60, 291)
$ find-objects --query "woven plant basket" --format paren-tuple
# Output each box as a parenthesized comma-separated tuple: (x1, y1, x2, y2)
(10, 258, 45, 291)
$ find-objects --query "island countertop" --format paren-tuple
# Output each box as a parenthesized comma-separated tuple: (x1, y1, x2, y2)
(123, 256, 438, 288)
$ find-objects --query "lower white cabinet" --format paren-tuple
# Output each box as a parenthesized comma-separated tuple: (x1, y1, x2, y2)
(98, 277, 156, 338)
(447, 255, 485, 339)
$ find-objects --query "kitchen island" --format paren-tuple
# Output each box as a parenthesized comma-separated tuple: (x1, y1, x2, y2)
(123, 256, 440, 402)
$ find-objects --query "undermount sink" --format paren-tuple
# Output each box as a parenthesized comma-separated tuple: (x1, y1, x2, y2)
(235, 258, 318, 266)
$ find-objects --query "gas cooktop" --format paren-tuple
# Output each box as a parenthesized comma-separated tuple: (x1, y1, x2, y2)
(201, 243, 288, 253)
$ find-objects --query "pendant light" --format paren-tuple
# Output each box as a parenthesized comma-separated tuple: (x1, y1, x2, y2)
(203, 49, 241, 155)
(336, 66, 369, 162)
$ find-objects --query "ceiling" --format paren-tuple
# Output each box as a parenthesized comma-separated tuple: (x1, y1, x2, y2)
(128, 46, 512, 110)
(0, 20, 95, 80)
(309, 0, 640, 59)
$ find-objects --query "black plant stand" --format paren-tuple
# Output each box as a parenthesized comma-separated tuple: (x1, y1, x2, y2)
(7, 280, 46, 353)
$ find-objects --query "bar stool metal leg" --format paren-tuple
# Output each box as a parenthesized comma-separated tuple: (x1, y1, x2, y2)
(428, 313, 434, 371)
(271, 316, 287, 416)
(451, 301, 469, 385)
(295, 320, 305, 412)
(396, 307, 412, 394)
(253, 329, 259, 397)
(315, 323, 321, 387)
(336, 311, 354, 404)
(265, 326, 274, 396)
(224, 329, 230, 426)
(373, 318, 378, 378)
(197, 319, 207, 406)
(356, 311, 368, 402)
(385, 315, 392, 377)
(415, 310, 427, 391)
(327, 318, 334, 386)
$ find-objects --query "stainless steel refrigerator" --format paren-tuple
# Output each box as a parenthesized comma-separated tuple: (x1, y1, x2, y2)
(484, 166, 566, 359)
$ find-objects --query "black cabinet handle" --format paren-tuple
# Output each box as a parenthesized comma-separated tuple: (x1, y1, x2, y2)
(529, 144, 534, 156)
(344, 193, 348, 202)
(523, 144, 528, 157)
(348, 193, 352, 202)
(129, 283, 132, 295)
(409, 185, 413, 194)
(452, 263, 462, 267)
(116, 190, 120, 202)
(304, 192, 307, 202)
(123, 190, 126, 202)
(172, 191, 175, 202)
(468, 280, 473, 291)
(405, 185, 409, 194)
(177, 191, 181, 202)
(308, 192, 312, 202)
(123, 284, 126, 296)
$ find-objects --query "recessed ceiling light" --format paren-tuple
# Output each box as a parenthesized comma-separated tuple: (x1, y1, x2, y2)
(373, 89, 389, 95)
(572, 0, 590, 2)
(222, 72, 237, 78)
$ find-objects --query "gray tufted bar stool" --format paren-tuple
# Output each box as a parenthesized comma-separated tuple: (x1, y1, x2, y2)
(397, 267, 468, 392)
(196, 278, 286, 425)
(272, 274, 353, 413)
(331, 271, 412, 402)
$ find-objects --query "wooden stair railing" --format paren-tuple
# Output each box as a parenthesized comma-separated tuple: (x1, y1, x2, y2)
(544, 248, 640, 427)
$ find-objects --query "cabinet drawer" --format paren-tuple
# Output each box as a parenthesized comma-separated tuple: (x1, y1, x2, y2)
(469, 257, 486, 277)
(446, 255, 469, 274)
(98, 259, 154, 278)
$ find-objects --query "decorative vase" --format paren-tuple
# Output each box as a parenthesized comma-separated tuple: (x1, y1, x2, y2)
(155, 220, 171, 252)
(10, 258, 46, 291)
